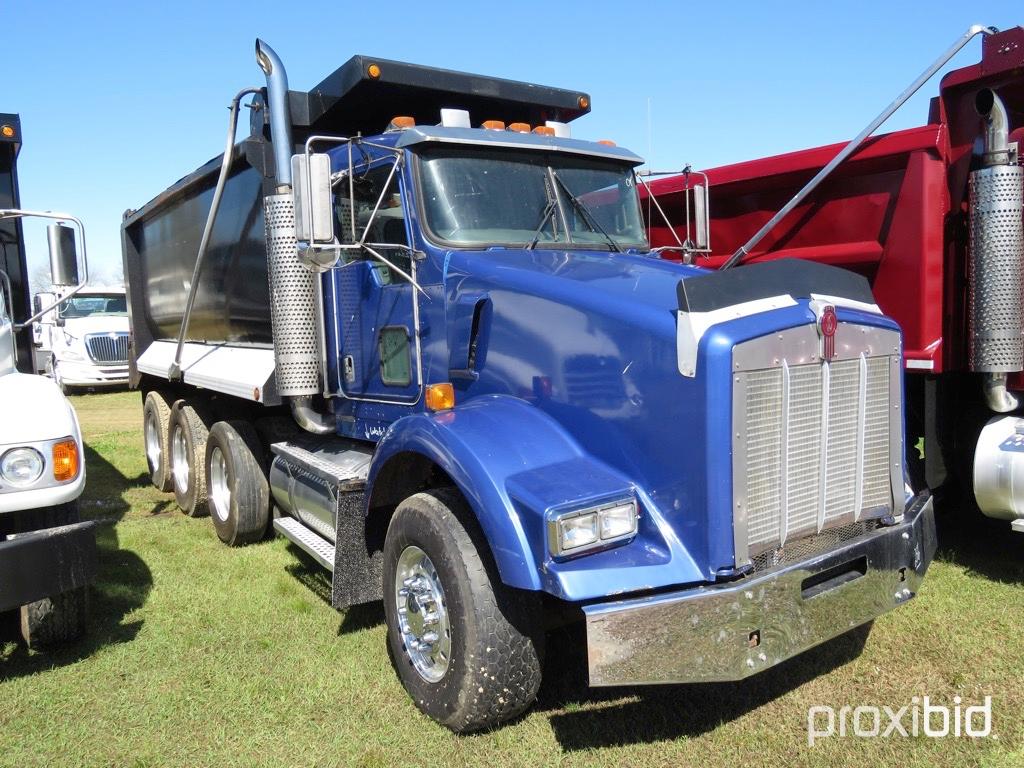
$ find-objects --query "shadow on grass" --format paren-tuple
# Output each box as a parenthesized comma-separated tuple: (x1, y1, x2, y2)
(932, 493, 1024, 585)
(0, 441, 154, 679)
(81, 445, 171, 519)
(540, 621, 871, 750)
(282, 545, 386, 635)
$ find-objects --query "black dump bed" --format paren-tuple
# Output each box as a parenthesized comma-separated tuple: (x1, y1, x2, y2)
(122, 53, 590, 360)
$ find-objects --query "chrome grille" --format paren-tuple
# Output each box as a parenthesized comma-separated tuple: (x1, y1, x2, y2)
(85, 333, 129, 364)
(732, 322, 901, 566)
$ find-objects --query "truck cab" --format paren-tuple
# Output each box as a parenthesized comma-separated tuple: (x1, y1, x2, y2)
(36, 285, 129, 393)
(122, 48, 936, 732)
(1, 113, 96, 647)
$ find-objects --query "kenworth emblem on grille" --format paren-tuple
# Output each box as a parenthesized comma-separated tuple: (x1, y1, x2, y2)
(813, 302, 838, 361)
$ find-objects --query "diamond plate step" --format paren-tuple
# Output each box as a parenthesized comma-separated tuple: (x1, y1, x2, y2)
(273, 516, 335, 572)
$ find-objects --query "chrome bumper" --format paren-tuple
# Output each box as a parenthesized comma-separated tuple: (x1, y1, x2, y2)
(584, 492, 935, 686)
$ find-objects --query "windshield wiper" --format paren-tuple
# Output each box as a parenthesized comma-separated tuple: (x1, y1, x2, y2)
(550, 172, 622, 253)
(527, 198, 558, 251)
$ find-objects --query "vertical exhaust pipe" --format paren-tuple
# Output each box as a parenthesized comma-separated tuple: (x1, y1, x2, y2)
(255, 39, 294, 189)
(969, 88, 1024, 413)
(255, 39, 332, 434)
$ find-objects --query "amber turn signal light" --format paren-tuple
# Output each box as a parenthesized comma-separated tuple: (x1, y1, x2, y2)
(578, 95, 590, 109)
(426, 383, 455, 412)
(1, 124, 14, 139)
(52, 439, 79, 482)
(367, 63, 382, 79)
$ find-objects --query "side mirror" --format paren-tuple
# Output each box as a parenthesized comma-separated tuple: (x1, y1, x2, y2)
(291, 153, 334, 245)
(47, 223, 80, 287)
(55, 315, 66, 328)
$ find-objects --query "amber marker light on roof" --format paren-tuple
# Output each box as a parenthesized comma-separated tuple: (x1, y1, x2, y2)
(1, 125, 14, 138)
(533, 126, 555, 136)
(426, 383, 455, 412)
(390, 115, 415, 129)
(482, 120, 506, 130)
(508, 122, 531, 133)
(578, 95, 590, 109)
(597, 139, 617, 147)
(52, 439, 79, 482)
(367, 63, 382, 79)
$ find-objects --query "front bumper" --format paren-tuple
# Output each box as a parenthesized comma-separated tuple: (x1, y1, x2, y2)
(0, 521, 97, 612)
(58, 360, 129, 386)
(584, 491, 935, 686)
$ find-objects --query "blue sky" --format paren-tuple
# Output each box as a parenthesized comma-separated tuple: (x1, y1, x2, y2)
(6, 1, 1020, 285)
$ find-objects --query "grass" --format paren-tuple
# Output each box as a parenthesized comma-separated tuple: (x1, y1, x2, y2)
(0, 390, 1022, 767)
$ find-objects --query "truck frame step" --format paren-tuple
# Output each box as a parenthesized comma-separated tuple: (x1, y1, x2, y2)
(270, 437, 372, 490)
(273, 516, 335, 572)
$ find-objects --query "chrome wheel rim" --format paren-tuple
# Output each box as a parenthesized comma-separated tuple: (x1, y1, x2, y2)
(209, 447, 230, 522)
(144, 411, 161, 473)
(171, 424, 189, 495)
(394, 545, 451, 683)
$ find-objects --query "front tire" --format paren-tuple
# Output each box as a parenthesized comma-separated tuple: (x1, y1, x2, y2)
(18, 500, 89, 648)
(383, 489, 544, 732)
(205, 420, 270, 545)
(170, 402, 210, 517)
(20, 587, 88, 648)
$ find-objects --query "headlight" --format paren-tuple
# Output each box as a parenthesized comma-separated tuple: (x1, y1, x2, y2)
(549, 498, 639, 557)
(0, 447, 45, 487)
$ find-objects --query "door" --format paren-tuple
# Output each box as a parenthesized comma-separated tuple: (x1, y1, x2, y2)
(328, 159, 419, 404)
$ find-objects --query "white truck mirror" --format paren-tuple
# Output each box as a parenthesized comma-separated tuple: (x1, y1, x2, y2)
(47, 223, 80, 287)
(291, 153, 334, 245)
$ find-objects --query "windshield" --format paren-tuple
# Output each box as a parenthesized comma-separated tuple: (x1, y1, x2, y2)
(417, 148, 648, 250)
(59, 294, 127, 318)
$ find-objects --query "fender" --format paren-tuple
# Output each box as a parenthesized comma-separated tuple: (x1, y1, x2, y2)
(368, 394, 635, 591)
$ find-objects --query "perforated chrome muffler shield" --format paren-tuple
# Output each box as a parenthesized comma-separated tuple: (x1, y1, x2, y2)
(968, 165, 1024, 372)
(264, 193, 320, 395)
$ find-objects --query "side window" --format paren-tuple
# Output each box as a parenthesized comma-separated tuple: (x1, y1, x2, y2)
(336, 163, 410, 282)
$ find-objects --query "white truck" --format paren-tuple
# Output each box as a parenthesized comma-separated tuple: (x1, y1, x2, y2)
(1, 112, 95, 646)
(33, 286, 129, 392)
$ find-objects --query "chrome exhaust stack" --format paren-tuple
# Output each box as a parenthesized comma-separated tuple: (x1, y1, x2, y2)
(968, 88, 1023, 413)
(256, 40, 331, 434)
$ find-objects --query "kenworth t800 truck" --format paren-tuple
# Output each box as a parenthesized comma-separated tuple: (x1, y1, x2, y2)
(122, 42, 936, 731)
(1, 113, 95, 647)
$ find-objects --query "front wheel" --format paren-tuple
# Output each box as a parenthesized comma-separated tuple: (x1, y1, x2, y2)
(383, 489, 544, 733)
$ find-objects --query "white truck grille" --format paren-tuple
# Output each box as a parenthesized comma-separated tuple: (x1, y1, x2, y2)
(732, 323, 901, 567)
(85, 332, 129, 364)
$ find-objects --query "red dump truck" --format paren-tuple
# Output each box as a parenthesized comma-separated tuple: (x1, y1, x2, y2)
(643, 25, 1024, 532)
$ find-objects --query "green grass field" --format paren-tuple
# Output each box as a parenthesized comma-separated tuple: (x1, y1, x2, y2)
(1, 390, 1023, 767)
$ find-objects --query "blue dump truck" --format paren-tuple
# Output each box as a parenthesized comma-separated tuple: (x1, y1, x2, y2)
(122, 41, 936, 731)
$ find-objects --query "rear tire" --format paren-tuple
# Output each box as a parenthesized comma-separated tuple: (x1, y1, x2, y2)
(143, 390, 176, 492)
(205, 420, 270, 546)
(383, 489, 544, 732)
(170, 402, 210, 517)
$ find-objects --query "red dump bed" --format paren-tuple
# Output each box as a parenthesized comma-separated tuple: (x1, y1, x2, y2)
(645, 26, 1024, 375)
